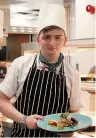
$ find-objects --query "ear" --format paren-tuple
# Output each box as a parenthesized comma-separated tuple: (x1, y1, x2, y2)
(63, 36, 67, 47)
(65, 36, 67, 44)
(37, 36, 39, 43)
(37, 36, 40, 46)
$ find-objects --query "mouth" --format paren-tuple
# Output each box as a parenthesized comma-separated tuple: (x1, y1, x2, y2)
(48, 47, 56, 51)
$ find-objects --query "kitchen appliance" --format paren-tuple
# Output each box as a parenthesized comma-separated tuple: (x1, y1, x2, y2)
(21, 42, 40, 56)
(0, 65, 7, 78)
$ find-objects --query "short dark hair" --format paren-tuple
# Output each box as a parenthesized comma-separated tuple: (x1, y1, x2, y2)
(38, 25, 66, 36)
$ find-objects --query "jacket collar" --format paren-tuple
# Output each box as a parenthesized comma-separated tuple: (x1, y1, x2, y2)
(39, 52, 64, 72)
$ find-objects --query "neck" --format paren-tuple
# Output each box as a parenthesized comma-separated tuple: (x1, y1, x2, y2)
(41, 52, 60, 63)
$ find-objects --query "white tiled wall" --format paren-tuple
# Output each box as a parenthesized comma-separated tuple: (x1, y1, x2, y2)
(71, 48, 95, 74)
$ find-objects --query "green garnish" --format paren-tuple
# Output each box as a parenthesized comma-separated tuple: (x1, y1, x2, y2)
(60, 112, 71, 119)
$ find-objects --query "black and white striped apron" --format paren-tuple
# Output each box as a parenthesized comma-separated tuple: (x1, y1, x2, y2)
(11, 55, 70, 137)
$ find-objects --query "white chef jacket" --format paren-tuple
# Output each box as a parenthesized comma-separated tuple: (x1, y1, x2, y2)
(0, 54, 83, 111)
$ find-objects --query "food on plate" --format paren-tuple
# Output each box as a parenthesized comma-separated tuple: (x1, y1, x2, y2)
(48, 120, 58, 126)
(57, 121, 65, 129)
(48, 112, 78, 129)
(60, 113, 78, 126)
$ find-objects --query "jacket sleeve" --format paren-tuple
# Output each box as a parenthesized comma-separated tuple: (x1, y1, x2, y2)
(0, 59, 19, 98)
(70, 71, 84, 111)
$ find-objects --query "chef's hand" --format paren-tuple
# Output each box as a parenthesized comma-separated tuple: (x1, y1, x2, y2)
(57, 132, 74, 137)
(25, 114, 44, 129)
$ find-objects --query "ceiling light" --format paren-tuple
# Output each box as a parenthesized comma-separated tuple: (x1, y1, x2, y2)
(20, 30, 25, 32)
(12, 30, 17, 32)
(12, 26, 17, 29)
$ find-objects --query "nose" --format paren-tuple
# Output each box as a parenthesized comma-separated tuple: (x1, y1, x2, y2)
(49, 37, 55, 46)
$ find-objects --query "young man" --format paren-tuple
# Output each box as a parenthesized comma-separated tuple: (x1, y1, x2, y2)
(0, 4, 83, 137)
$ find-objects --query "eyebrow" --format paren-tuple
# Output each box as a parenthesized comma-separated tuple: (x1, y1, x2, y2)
(43, 34, 63, 37)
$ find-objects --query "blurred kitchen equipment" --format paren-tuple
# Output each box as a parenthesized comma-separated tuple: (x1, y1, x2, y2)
(76, 63, 79, 71)
(21, 42, 40, 55)
(88, 65, 96, 81)
(0, 63, 7, 78)
(88, 66, 96, 74)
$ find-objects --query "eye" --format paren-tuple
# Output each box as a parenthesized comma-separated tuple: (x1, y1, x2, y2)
(55, 36, 61, 40)
(43, 36, 50, 40)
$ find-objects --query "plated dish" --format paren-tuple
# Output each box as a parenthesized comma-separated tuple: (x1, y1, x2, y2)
(48, 113, 78, 129)
(37, 113, 92, 132)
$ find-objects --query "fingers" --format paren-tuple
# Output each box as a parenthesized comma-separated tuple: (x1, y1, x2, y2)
(31, 117, 38, 128)
(33, 114, 44, 120)
(25, 114, 44, 129)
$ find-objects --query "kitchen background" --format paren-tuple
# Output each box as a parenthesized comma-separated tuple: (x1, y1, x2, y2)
(0, 0, 96, 111)
(0, 0, 96, 137)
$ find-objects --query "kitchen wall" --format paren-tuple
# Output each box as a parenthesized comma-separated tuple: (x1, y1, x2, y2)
(75, 0, 95, 39)
(70, 0, 95, 39)
(71, 48, 95, 75)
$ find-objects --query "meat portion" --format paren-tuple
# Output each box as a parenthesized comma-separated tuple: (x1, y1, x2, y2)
(71, 117, 78, 125)
(60, 113, 78, 126)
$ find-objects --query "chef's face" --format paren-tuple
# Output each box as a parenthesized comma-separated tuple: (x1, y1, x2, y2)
(37, 27, 67, 57)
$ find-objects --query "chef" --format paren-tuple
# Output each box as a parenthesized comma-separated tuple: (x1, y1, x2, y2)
(0, 4, 83, 137)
